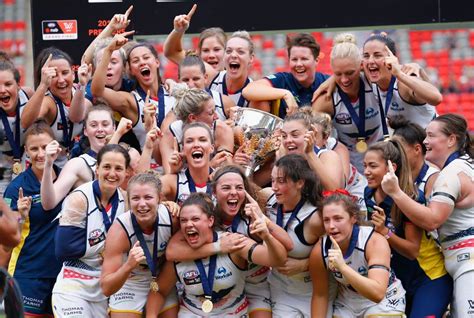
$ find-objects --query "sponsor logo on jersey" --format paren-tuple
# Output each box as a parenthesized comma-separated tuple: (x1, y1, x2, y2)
(457, 253, 470, 262)
(216, 266, 232, 280)
(365, 107, 379, 119)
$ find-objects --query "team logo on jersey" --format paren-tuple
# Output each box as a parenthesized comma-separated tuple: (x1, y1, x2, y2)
(159, 241, 168, 251)
(365, 107, 379, 119)
(357, 266, 368, 276)
(183, 270, 201, 285)
(216, 266, 232, 279)
(390, 102, 404, 111)
(457, 253, 470, 262)
(335, 113, 352, 125)
(88, 228, 105, 246)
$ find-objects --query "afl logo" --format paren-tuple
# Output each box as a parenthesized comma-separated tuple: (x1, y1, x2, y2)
(88, 228, 105, 247)
(335, 113, 352, 125)
(178, 193, 189, 204)
(184, 270, 199, 280)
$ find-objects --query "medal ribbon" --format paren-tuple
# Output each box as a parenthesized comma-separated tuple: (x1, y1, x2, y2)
(376, 76, 396, 137)
(195, 231, 218, 302)
(131, 213, 159, 278)
(53, 95, 74, 149)
(92, 180, 120, 231)
(0, 103, 21, 160)
(276, 198, 305, 231)
(338, 78, 366, 140)
(136, 85, 165, 128)
(222, 73, 250, 107)
(443, 151, 460, 169)
(414, 163, 429, 187)
(185, 168, 212, 196)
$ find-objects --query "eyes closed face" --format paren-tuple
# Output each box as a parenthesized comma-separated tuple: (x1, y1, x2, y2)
(332, 57, 360, 97)
(214, 172, 246, 221)
(179, 204, 214, 248)
(0, 70, 19, 113)
(193, 99, 218, 127)
(129, 46, 159, 86)
(200, 36, 225, 71)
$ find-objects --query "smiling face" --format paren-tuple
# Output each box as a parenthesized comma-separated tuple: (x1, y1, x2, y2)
(96, 48, 124, 89)
(322, 202, 356, 244)
(182, 126, 214, 169)
(281, 120, 307, 155)
(332, 57, 360, 97)
(271, 166, 304, 209)
(224, 37, 253, 80)
(214, 172, 246, 221)
(424, 121, 453, 167)
(362, 40, 391, 84)
(179, 65, 207, 89)
(190, 99, 218, 127)
(180, 204, 214, 248)
(129, 182, 160, 228)
(0, 70, 19, 113)
(363, 150, 388, 189)
(96, 151, 128, 194)
(25, 133, 54, 172)
(289, 46, 318, 87)
(83, 110, 115, 152)
(200, 36, 225, 71)
(128, 46, 160, 87)
(48, 58, 74, 99)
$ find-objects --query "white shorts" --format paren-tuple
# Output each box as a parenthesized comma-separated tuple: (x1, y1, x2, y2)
(52, 292, 107, 318)
(451, 270, 474, 318)
(270, 286, 311, 318)
(245, 279, 272, 314)
(109, 279, 178, 315)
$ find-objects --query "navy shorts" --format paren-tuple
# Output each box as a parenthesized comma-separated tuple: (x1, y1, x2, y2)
(15, 277, 55, 316)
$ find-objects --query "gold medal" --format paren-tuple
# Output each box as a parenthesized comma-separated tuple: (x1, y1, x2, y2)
(113, 111, 122, 122)
(12, 161, 22, 175)
(150, 280, 159, 293)
(355, 139, 368, 153)
(201, 299, 213, 313)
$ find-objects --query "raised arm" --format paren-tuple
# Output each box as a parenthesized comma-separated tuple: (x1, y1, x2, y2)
(163, 4, 197, 65)
(330, 234, 390, 303)
(21, 54, 54, 129)
(0, 198, 21, 247)
(69, 63, 93, 123)
(138, 128, 162, 173)
(101, 222, 143, 297)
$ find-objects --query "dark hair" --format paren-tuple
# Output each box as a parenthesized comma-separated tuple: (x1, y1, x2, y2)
(179, 52, 206, 78)
(127, 171, 162, 199)
(274, 154, 323, 206)
(432, 114, 474, 158)
(0, 52, 20, 83)
(212, 165, 258, 218)
(367, 139, 416, 226)
(127, 42, 161, 86)
(390, 115, 427, 154)
(84, 104, 115, 126)
(97, 144, 131, 168)
(286, 33, 320, 59)
(181, 192, 220, 229)
(34, 47, 73, 88)
(319, 193, 361, 222)
(23, 119, 55, 145)
(182, 122, 214, 145)
(363, 32, 397, 56)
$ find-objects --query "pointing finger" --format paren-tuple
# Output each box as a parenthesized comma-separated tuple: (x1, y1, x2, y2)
(373, 205, 385, 216)
(187, 4, 197, 19)
(19, 187, 24, 199)
(384, 45, 394, 57)
(124, 5, 133, 19)
(173, 137, 178, 152)
(121, 30, 135, 38)
(133, 241, 141, 249)
(145, 90, 150, 104)
(387, 159, 395, 175)
(329, 235, 341, 251)
(244, 190, 257, 204)
(44, 54, 53, 67)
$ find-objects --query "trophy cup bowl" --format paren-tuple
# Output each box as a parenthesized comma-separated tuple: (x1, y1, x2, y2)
(234, 108, 284, 176)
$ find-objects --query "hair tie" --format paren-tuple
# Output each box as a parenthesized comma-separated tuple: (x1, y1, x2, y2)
(322, 189, 357, 202)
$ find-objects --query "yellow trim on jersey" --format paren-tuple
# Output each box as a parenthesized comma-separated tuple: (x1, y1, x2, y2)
(8, 215, 30, 276)
(108, 308, 142, 315)
(417, 231, 448, 280)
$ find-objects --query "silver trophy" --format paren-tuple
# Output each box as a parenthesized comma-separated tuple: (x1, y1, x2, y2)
(234, 108, 283, 176)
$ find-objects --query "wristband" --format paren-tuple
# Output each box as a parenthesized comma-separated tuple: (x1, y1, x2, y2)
(384, 229, 393, 240)
(212, 241, 221, 254)
(18, 215, 25, 225)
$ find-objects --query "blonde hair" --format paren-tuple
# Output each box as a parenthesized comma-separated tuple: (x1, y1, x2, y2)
(228, 30, 254, 55)
(330, 33, 361, 66)
(311, 112, 332, 140)
(93, 38, 126, 68)
(172, 86, 212, 122)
